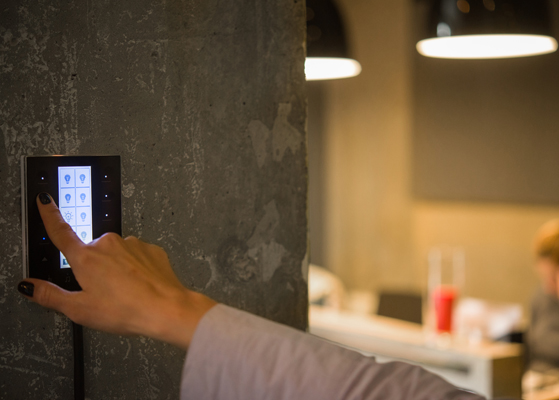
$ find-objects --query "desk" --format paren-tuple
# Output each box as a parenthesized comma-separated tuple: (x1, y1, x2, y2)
(309, 306, 523, 399)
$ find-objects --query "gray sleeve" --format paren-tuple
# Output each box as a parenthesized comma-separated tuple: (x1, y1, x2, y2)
(181, 304, 484, 400)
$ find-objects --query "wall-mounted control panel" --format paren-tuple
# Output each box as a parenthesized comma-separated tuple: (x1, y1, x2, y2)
(21, 156, 122, 291)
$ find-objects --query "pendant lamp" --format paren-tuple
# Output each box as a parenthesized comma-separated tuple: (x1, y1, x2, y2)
(417, 0, 558, 59)
(306, 0, 361, 80)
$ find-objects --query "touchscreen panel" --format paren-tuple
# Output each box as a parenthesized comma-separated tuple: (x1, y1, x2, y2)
(58, 166, 93, 268)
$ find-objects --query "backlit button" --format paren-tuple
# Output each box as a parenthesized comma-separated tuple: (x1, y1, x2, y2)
(37, 171, 49, 184)
(101, 167, 113, 182)
(38, 228, 50, 244)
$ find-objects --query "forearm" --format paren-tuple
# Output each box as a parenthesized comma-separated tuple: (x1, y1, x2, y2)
(181, 305, 484, 400)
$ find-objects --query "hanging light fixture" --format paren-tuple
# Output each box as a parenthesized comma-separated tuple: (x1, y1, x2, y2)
(417, 0, 558, 59)
(306, 0, 362, 80)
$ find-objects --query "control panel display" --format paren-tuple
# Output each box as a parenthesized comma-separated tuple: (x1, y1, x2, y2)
(21, 155, 121, 291)
(58, 166, 93, 268)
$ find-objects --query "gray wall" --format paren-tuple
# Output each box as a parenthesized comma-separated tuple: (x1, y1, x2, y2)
(0, 0, 308, 398)
(412, 2, 559, 204)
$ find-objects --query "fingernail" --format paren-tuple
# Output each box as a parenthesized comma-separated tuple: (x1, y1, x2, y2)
(17, 281, 34, 297)
(38, 193, 51, 204)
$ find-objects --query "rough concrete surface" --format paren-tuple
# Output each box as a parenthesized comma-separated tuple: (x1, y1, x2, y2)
(0, 0, 308, 398)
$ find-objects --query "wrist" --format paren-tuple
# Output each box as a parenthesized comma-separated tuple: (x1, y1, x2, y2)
(144, 288, 217, 350)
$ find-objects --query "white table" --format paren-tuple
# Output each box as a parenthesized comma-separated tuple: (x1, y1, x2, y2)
(309, 306, 522, 399)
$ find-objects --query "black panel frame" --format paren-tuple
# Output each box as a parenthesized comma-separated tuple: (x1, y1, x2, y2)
(22, 155, 122, 291)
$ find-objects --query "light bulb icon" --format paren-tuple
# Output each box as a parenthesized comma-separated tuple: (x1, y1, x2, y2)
(64, 174, 71, 184)
(80, 193, 86, 203)
(80, 174, 86, 184)
(81, 231, 87, 240)
(65, 194, 71, 203)
(80, 212, 86, 222)
(63, 211, 73, 223)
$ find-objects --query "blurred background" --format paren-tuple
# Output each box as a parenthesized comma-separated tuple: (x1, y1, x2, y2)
(308, 0, 559, 319)
(306, 0, 559, 398)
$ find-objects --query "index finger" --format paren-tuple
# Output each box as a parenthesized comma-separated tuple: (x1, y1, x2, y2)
(36, 193, 85, 262)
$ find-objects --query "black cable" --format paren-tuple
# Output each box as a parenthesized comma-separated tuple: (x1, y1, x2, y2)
(72, 322, 85, 400)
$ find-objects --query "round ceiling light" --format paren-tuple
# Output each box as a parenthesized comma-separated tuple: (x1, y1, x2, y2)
(306, 0, 361, 80)
(418, 34, 558, 59)
(305, 57, 362, 80)
(418, 0, 558, 60)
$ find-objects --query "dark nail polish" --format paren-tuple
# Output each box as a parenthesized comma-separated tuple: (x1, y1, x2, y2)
(17, 281, 34, 297)
(38, 193, 51, 204)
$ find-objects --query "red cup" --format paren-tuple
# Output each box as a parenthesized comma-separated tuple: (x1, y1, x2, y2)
(433, 286, 457, 333)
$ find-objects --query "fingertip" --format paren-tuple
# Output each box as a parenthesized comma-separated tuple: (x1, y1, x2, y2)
(17, 280, 35, 297)
(37, 192, 53, 206)
(20, 278, 75, 313)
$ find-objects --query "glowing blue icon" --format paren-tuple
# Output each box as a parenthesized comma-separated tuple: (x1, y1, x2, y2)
(80, 174, 86, 183)
(81, 231, 87, 240)
(64, 174, 71, 184)
(65, 194, 71, 203)
(80, 212, 86, 222)
(80, 193, 86, 202)
(63, 211, 73, 223)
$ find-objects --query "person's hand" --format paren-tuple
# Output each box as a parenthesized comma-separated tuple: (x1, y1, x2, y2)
(17, 193, 216, 350)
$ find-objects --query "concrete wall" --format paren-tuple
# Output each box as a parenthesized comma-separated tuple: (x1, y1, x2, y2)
(0, 0, 308, 398)
(308, 0, 559, 315)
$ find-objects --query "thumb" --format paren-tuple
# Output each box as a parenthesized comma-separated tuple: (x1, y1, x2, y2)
(17, 279, 77, 314)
